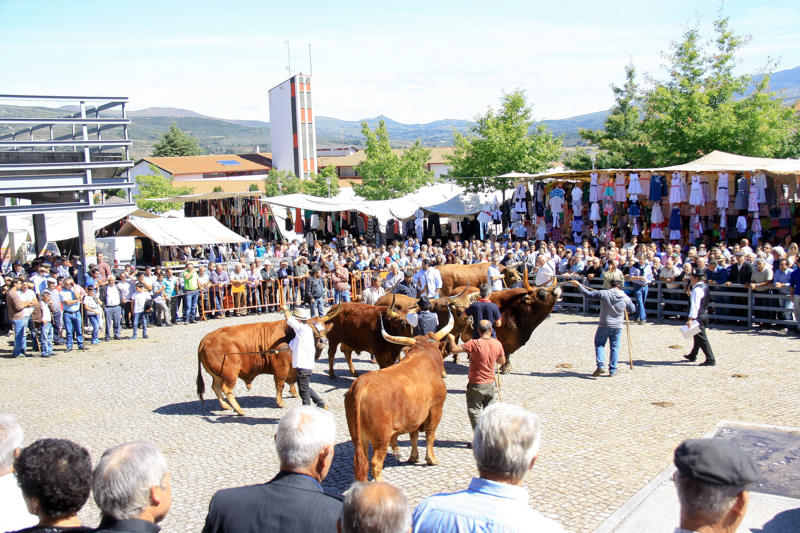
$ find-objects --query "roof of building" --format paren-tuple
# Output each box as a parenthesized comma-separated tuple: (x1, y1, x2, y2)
(318, 146, 454, 168)
(139, 154, 272, 176)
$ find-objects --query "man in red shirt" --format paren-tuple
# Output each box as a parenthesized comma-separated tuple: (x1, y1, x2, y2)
(96, 253, 112, 286)
(448, 320, 506, 435)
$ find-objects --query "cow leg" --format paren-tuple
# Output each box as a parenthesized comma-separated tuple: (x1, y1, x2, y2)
(407, 430, 420, 463)
(221, 382, 245, 416)
(500, 356, 512, 374)
(211, 375, 232, 411)
(341, 344, 357, 377)
(424, 408, 444, 466)
(289, 383, 299, 397)
(273, 375, 286, 408)
(327, 340, 340, 379)
(370, 439, 390, 482)
(390, 432, 402, 461)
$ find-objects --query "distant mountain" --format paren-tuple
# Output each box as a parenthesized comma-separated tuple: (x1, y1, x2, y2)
(751, 65, 800, 102)
(128, 107, 208, 118)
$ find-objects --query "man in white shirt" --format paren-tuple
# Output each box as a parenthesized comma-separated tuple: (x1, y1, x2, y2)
(102, 275, 124, 341)
(413, 259, 443, 298)
(534, 254, 557, 287)
(0, 414, 39, 532)
(361, 276, 385, 305)
(684, 269, 715, 366)
(283, 306, 326, 409)
(487, 255, 503, 292)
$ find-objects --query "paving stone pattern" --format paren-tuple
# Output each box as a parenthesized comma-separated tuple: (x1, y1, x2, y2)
(1, 313, 797, 532)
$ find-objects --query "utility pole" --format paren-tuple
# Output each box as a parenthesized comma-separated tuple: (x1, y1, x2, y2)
(308, 44, 312, 76)
(285, 40, 291, 74)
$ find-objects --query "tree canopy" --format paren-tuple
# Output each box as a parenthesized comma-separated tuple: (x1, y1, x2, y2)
(134, 165, 195, 213)
(446, 89, 563, 193)
(263, 169, 303, 197)
(352, 120, 434, 200)
(152, 122, 204, 157)
(573, 10, 799, 169)
(303, 165, 340, 198)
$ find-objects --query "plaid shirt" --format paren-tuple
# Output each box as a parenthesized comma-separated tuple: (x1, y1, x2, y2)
(391, 281, 417, 298)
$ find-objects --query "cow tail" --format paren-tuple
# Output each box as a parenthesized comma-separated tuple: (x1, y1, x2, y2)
(347, 381, 369, 481)
(196, 343, 206, 405)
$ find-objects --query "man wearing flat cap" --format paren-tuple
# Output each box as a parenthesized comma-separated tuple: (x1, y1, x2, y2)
(673, 438, 760, 533)
(684, 269, 716, 366)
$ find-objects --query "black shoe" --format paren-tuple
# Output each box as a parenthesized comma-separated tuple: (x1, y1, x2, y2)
(166, 323, 174, 327)
(699, 361, 716, 366)
(143, 335, 149, 339)
(114, 337, 121, 340)
(683, 354, 696, 362)
(104, 338, 111, 342)
(466, 442, 473, 449)
(65, 348, 73, 353)
(592, 367, 604, 377)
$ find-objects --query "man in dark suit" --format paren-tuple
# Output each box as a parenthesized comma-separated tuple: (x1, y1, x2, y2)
(202, 406, 341, 533)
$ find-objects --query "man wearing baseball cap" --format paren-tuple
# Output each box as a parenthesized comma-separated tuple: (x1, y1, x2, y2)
(673, 438, 760, 532)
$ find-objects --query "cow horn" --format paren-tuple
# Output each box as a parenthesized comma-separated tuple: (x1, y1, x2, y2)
(523, 266, 534, 293)
(380, 316, 416, 347)
(320, 303, 342, 323)
(507, 261, 521, 268)
(432, 310, 455, 341)
(386, 293, 399, 318)
(449, 282, 470, 302)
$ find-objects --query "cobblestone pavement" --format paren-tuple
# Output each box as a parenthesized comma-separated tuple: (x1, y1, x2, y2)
(1, 312, 798, 532)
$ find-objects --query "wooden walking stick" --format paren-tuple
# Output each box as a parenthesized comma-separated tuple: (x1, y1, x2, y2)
(494, 363, 503, 402)
(624, 309, 633, 369)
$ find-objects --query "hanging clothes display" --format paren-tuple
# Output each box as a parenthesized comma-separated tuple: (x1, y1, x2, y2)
(668, 206, 682, 241)
(733, 176, 749, 210)
(649, 174, 664, 202)
(285, 207, 294, 231)
(754, 172, 767, 204)
(751, 216, 762, 244)
(735, 215, 747, 233)
(414, 208, 424, 241)
(748, 177, 759, 212)
(700, 174, 711, 205)
(716, 172, 730, 209)
(513, 184, 528, 213)
(571, 184, 583, 211)
(614, 173, 627, 202)
(688, 174, 704, 206)
(549, 187, 565, 228)
(589, 172, 599, 202)
(589, 202, 601, 221)
(669, 173, 683, 204)
(627, 173, 642, 198)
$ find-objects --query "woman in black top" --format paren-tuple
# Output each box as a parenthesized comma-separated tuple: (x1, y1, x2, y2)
(13, 439, 94, 533)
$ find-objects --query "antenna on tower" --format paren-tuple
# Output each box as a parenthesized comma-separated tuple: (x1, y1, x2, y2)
(308, 44, 313, 76)
(285, 40, 291, 74)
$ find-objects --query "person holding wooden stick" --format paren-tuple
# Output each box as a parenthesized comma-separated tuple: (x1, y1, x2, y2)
(571, 278, 634, 377)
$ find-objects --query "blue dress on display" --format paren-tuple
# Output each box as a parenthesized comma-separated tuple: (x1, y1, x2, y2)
(668, 206, 682, 230)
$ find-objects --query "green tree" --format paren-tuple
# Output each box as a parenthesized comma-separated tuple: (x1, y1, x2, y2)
(248, 183, 260, 191)
(561, 148, 626, 171)
(263, 169, 302, 197)
(303, 165, 340, 198)
(212, 186, 223, 192)
(352, 120, 434, 200)
(152, 122, 204, 157)
(578, 63, 653, 168)
(581, 11, 799, 166)
(134, 165, 195, 213)
(446, 89, 563, 194)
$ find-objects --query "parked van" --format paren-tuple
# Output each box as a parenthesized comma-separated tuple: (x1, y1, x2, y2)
(96, 237, 138, 269)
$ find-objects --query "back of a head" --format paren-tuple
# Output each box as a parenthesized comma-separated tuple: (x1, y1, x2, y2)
(14, 438, 92, 519)
(93, 441, 168, 521)
(0, 414, 23, 473)
(610, 278, 623, 289)
(276, 406, 336, 471)
(477, 320, 492, 336)
(341, 481, 411, 533)
(473, 404, 541, 482)
(674, 470, 746, 524)
(479, 283, 491, 298)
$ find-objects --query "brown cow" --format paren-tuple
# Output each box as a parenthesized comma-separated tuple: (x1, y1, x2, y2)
(344, 312, 454, 481)
(324, 296, 412, 378)
(196, 305, 342, 415)
(452, 267, 561, 374)
(375, 285, 473, 368)
(436, 263, 522, 297)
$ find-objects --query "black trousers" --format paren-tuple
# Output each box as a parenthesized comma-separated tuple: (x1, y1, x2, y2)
(689, 313, 715, 363)
(295, 368, 324, 407)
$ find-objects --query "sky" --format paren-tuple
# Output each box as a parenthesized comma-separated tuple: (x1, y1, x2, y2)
(1, 0, 799, 124)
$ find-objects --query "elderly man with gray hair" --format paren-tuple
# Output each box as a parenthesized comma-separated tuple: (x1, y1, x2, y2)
(93, 441, 171, 532)
(412, 403, 565, 532)
(0, 414, 39, 532)
(202, 405, 342, 533)
(339, 481, 411, 533)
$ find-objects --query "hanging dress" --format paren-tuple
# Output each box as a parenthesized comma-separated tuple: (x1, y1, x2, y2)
(628, 200, 641, 218)
(669, 172, 683, 204)
(589, 202, 601, 221)
(614, 172, 627, 202)
(688, 174, 704, 206)
(734, 176, 749, 210)
(639, 172, 651, 199)
(651, 202, 664, 224)
(716, 172, 730, 209)
(748, 177, 759, 212)
(627, 172, 642, 197)
(754, 172, 767, 204)
(700, 174, 711, 205)
(589, 172, 599, 202)
(571, 184, 583, 211)
(602, 173, 614, 198)
(649, 174, 664, 202)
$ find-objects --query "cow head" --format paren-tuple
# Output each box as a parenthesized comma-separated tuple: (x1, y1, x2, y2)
(511, 266, 561, 321)
(308, 303, 343, 359)
(502, 263, 523, 287)
(444, 284, 474, 328)
(382, 294, 413, 337)
(380, 310, 455, 347)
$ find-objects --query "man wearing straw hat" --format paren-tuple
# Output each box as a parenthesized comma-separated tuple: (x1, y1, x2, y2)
(571, 278, 634, 377)
(283, 306, 327, 410)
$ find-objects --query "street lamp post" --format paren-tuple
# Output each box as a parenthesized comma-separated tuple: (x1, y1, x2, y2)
(326, 176, 331, 198)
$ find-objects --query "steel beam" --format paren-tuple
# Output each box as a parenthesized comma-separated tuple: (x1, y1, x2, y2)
(0, 140, 131, 147)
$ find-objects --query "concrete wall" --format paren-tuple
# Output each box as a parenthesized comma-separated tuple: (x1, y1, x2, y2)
(268, 78, 296, 177)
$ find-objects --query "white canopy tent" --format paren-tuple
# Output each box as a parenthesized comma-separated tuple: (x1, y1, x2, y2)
(114, 216, 248, 246)
(5, 205, 140, 242)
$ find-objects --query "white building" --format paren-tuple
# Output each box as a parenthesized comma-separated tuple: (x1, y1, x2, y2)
(269, 73, 317, 179)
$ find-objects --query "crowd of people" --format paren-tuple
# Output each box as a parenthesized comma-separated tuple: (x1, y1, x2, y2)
(3, 232, 800, 358)
(0, 405, 763, 533)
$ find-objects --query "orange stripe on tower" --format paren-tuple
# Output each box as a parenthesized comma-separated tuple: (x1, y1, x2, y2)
(303, 159, 308, 172)
(290, 83, 295, 97)
(306, 109, 312, 121)
(300, 109, 306, 122)
(293, 134, 298, 147)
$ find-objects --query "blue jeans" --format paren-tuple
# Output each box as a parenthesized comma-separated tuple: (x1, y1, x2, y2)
(633, 285, 648, 321)
(64, 311, 84, 349)
(132, 312, 148, 338)
(88, 314, 100, 343)
(183, 291, 198, 322)
(594, 326, 622, 373)
(104, 306, 122, 339)
(12, 318, 27, 357)
(40, 322, 53, 356)
(310, 298, 324, 317)
(334, 289, 350, 305)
